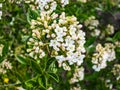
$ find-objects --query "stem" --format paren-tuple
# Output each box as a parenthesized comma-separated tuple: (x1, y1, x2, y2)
(0, 83, 21, 87)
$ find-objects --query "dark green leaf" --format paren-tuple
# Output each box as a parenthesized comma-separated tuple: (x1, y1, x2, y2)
(113, 31, 120, 41)
(25, 79, 36, 88)
(27, 8, 39, 24)
(31, 60, 42, 74)
(48, 73, 59, 83)
(46, 57, 55, 69)
(15, 55, 27, 65)
(38, 76, 46, 89)
(2, 42, 9, 57)
(86, 45, 95, 54)
(0, 56, 5, 63)
(85, 37, 96, 48)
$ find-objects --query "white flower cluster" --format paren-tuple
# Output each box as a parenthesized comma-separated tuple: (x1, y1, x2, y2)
(27, 11, 58, 59)
(0, 59, 12, 74)
(16, 86, 26, 90)
(0, 44, 4, 56)
(27, 38, 45, 59)
(70, 86, 81, 90)
(112, 64, 120, 80)
(27, 11, 86, 71)
(61, 0, 69, 7)
(50, 12, 86, 70)
(25, 0, 34, 3)
(48, 87, 53, 90)
(70, 67, 84, 84)
(105, 79, 113, 90)
(25, 0, 69, 11)
(106, 24, 114, 35)
(84, 16, 100, 37)
(35, 0, 57, 13)
(115, 41, 120, 47)
(0, 3, 2, 20)
(92, 43, 116, 71)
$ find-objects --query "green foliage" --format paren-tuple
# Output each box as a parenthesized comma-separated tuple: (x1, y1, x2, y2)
(0, 0, 120, 90)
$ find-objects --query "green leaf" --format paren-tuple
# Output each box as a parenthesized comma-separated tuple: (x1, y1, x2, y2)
(86, 45, 95, 54)
(113, 31, 120, 41)
(21, 35, 29, 42)
(27, 8, 39, 24)
(48, 73, 59, 83)
(85, 37, 96, 48)
(38, 76, 47, 89)
(15, 55, 27, 65)
(0, 56, 5, 63)
(85, 72, 99, 80)
(31, 60, 42, 74)
(25, 79, 36, 88)
(106, 37, 114, 42)
(46, 57, 55, 69)
(15, 72, 24, 83)
(2, 42, 9, 57)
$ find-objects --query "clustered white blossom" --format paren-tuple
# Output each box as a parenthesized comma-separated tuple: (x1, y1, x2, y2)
(35, 0, 57, 13)
(27, 11, 86, 71)
(70, 86, 81, 90)
(0, 59, 12, 74)
(26, 0, 85, 84)
(70, 67, 84, 84)
(112, 64, 120, 80)
(0, 3, 2, 20)
(84, 16, 100, 37)
(25, 0, 69, 11)
(61, 0, 69, 7)
(16, 86, 26, 90)
(27, 38, 45, 59)
(115, 41, 120, 47)
(50, 12, 86, 70)
(105, 79, 113, 90)
(48, 87, 53, 90)
(25, 0, 34, 3)
(92, 43, 116, 71)
(0, 44, 4, 56)
(105, 24, 114, 35)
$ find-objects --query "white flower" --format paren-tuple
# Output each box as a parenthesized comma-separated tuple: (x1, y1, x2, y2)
(0, 44, 4, 56)
(91, 29, 101, 37)
(56, 36, 64, 42)
(92, 43, 116, 71)
(66, 45, 75, 52)
(55, 26, 64, 37)
(84, 16, 100, 36)
(106, 24, 114, 35)
(16, 87, 26, 90)
(26, 11, 86, 81)
(69, 28, 76, 35)
(0, 3, 2, 8)
(36, 0, 57, 14)
(0, 59, 12, 74)
(61, 0, 69, 7)
(0, 3, 2, 20)
(48, 87, 53, 90)
(112, 64, 120, 80)
(65, 37, 75, 47)
(0, 11, 2, 19)
(70, 67, 84, 84)
(49, 40, 60, 51)
(62, 63, 71, 71)
(77, 55, 85, 66)
(70, 86, 81, 90)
